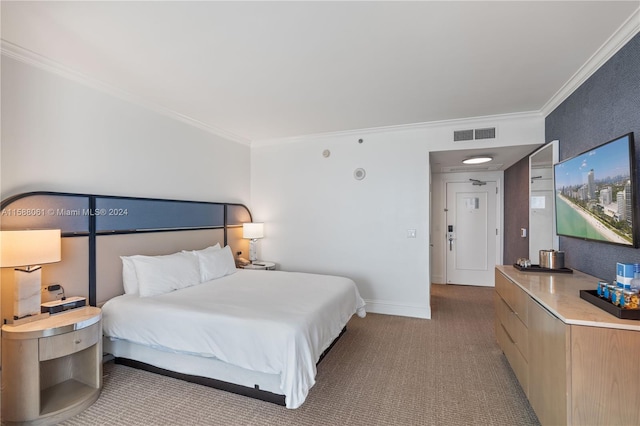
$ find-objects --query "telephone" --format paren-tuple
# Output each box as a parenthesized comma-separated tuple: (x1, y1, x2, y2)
(236, 257, 250, 267)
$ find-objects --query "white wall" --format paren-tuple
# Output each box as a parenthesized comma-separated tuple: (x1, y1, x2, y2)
(0, 56, 250, 364)
(251, 114, 543, 319)
(1, 56, 250, 203)
(0, 53, 544, 323)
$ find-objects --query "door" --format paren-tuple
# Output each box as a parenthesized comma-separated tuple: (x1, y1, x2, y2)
(445, 181, 497, 286)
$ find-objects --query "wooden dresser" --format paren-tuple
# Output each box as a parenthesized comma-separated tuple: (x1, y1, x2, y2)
(495, 265, 640, 426)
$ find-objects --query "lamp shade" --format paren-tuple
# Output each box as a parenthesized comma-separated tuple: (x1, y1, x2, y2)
(243, 222, 264, 239)
(0, 229, 62, 267)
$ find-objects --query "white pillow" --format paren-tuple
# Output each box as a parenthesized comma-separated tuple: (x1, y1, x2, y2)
(132, 252, 201, 297)
(183, 243, 221, 256)
(121, 255, 142, 295)
(121, 244, 221, 295)
(197, 245, 237, 282)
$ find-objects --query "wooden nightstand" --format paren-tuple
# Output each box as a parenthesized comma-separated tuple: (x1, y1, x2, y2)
(1, 306, 102, 425)
(241, 261, 276, 270)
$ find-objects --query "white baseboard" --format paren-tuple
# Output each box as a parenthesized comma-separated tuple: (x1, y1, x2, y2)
(431, 274, 445, 285)
(364, 299, 431, 319)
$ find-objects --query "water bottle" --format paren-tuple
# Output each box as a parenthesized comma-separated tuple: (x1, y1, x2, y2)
(630, 263, 640, 291)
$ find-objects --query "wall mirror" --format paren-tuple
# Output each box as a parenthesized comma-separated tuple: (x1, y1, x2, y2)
(529, 140, 559, 261)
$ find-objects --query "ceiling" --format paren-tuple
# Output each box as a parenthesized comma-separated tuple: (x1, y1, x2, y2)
(1, 1, 638, 170)
(429, 144, 542, 173)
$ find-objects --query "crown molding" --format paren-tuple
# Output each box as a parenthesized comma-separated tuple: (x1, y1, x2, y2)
(541, 6, 640, 117)
(3, 3, 638, 148)
(0, 40, 251, 146)
(251, 111, 543, 147)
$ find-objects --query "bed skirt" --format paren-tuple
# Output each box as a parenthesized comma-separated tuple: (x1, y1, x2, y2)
(104, 326, 346, 407)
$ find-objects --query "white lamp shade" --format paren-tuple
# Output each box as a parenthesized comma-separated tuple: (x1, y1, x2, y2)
(0, 229, 62, 267)
(243, 222, 264, 239)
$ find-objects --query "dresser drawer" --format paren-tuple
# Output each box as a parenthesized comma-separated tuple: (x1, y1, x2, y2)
(495, 270, 528, 325)
(511, 309, 529, 360)
(495, 292, 512, 328)
(495, 293, 529, 361)
(497, 321, 529, 394)
(39, 322, 101, 361)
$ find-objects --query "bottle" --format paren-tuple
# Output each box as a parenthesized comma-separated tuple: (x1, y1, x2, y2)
(630, 264, 640, 291)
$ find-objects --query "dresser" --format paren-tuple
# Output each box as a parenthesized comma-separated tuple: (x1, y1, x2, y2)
(495, 266, 640, 426)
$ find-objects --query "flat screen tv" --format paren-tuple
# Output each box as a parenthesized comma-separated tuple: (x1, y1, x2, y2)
(554, 133, 637, 247)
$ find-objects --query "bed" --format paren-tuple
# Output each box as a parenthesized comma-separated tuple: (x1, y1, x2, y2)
(0, 192, 366, 409)
(102, 261, 366, 409)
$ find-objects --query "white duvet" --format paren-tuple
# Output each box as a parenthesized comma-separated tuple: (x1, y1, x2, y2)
(102, 269, 366, 408)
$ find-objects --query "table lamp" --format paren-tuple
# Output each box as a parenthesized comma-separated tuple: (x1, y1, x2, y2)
(0, 229, 61, 322)
(242, 222, 264, 263)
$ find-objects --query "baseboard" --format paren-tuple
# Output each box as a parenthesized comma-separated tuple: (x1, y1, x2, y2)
(431, 274, 445, 285)
(364, 299, 431, 319)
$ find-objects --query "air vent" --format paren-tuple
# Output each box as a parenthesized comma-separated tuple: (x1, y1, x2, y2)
(453, 127, 497, 142)
(441, 163, 504, 173)
(453, 129, 474, 142)
(475, 127, 496, 140)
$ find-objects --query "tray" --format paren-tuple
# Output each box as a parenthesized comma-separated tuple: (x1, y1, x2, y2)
(513, 264, 573, 274)
(580, 290, 640, 320)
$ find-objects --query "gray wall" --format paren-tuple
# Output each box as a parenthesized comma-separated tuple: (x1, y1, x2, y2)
(504, 33, 640, 280)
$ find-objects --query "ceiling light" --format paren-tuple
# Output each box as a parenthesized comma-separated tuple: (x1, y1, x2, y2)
(462, 156, 493, 165)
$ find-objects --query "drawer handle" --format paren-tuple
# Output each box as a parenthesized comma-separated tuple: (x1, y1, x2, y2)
(74, 339, 82, 344)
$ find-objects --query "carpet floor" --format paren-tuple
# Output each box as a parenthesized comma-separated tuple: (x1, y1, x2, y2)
(61, 284, 540, 425)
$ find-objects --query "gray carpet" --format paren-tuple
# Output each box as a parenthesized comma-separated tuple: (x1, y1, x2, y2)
(61, 284, 540, 425)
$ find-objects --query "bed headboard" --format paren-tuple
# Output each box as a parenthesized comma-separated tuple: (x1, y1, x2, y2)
(0, 192, 252, 319)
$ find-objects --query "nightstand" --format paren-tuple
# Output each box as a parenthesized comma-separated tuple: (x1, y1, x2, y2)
(1, 306, 102, 425)
(241, 261, 276, 270)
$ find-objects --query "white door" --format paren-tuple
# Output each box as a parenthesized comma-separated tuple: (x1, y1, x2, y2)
(445, 181, 497, 286)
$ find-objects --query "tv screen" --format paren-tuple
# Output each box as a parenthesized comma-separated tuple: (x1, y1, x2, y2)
(554, 133, 637, 247)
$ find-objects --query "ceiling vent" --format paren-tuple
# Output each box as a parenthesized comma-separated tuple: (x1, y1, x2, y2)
(453, 126, 497, 142)
(475, 127, 496, 140)
(441, 163, 504, 173)
(453, 129, 474, 142)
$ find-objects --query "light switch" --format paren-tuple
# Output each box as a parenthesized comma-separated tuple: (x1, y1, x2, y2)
(407, 229, 417, 238)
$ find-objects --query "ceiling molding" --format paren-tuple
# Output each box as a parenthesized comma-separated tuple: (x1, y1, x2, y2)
(3, 37, 541, 150)
(0, 40, 251, 146)
(251, 111, 543, 147)
(2, 3, 637, 147)
(541, 6, 640, 117)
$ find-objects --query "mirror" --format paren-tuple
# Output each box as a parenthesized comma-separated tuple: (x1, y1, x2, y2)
(529, 141, 559, 261)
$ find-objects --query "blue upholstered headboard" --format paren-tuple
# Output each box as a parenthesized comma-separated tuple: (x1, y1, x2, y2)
(0, 191, 252, 310)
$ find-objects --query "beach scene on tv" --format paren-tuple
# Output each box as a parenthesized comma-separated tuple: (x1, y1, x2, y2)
(554, 135, 634, 246)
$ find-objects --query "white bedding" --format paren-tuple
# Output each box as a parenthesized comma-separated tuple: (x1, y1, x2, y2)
(102, 269, 366, 408)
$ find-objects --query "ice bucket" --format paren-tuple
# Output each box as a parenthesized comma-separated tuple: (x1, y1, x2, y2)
(539, 249, 565, 269)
